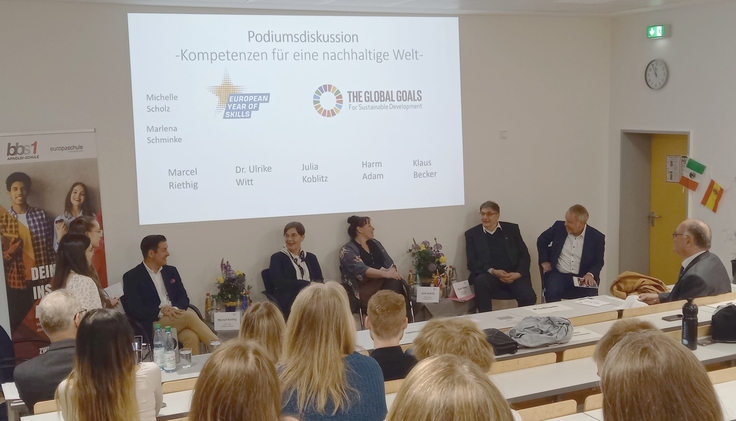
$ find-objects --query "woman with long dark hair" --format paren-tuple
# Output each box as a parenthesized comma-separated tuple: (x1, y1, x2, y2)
(57, 309, 162, 421)
(52, 234, 105, 309)
(54, 182, 95, 251)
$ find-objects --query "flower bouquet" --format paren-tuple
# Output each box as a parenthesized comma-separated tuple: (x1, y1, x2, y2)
(408, 238, 447, 286)
(216, 259, 251, 311)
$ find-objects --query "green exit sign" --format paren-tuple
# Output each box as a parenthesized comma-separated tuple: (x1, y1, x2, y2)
(647, 25, 668, 39)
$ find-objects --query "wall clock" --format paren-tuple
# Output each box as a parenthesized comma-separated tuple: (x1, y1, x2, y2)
(645, 59, 668, 90)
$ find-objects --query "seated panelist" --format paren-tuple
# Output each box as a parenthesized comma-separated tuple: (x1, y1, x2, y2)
(122, 235, 218, 355)
(537, 204, 605, 302)
(339, 215, 406, 313)
(268, 222, 323, 318)
(465, 201, 537, 312)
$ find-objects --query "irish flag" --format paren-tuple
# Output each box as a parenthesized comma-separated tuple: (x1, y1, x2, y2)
(679, 158, 706, 191)
(701, 179, 725, 213)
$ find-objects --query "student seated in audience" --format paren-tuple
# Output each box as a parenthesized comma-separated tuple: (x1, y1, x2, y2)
(239, 301, 286, 363)
(269, 221, 324, 319)
(385, 354, 514, 421)
(52, 234, 109, 310)
(280, 282, 387, 421)
(413, 317, 495, 372)
(592, 318, 657, 373)
(189, 339, 298, 421)
(600, 330, 723, 421)
(14, 290, 81, 413)
(57, 309, 162, 421)
(122, 235, 218, 354)
(365, 290, 416, 380)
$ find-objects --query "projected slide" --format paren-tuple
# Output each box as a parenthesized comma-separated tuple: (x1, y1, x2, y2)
(128, 14, 463, 225)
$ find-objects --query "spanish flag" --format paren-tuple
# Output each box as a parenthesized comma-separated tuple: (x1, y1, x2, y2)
(700, 179, 724, 213)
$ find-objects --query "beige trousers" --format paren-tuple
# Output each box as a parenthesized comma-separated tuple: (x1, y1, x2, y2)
(158, 309, 218, 355)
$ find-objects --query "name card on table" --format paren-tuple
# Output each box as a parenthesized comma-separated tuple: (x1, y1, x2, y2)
(452, 280, 473, 300)
(417, 286, 441, 303)
(214, 312, 241, 330)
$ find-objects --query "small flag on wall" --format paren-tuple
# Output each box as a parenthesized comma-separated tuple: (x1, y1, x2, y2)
(700, 179, 725, 212)
(679, 158, 706, 191)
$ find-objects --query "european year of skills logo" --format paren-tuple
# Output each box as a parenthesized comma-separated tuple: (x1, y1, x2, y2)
(207, 71, 270, 119)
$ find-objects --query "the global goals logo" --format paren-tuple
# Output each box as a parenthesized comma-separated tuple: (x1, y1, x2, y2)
(313, 84, 343, 117)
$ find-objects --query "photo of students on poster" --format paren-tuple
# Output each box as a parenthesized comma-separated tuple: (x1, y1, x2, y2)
(0, 131, 103, 361)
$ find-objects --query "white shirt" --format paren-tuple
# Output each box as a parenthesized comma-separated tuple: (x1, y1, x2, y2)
(556, 225, 587, 275)
(482, 223, 502, 235)
(143, 262, 171, 308)
(682, 250, 707, 272)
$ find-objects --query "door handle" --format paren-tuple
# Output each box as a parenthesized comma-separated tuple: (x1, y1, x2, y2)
(648, 212, 661, 227)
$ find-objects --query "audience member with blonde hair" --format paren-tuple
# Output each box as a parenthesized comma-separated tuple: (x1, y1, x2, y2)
(189, 340, 298, 421)
(413, 317, 495, 372)
(601, 330, 723, 421)
(239, 301, 286, 363)
(280, 281, 387, 421)
(385, 354, 514, 421)
(365, 290, 416, 380)
(57, 309, 162, 421)
(592, 318, 657, 372)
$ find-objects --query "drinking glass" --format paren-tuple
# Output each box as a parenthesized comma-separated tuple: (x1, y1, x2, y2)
(180, 348, 192, 368)
(209, 340, 221, 353)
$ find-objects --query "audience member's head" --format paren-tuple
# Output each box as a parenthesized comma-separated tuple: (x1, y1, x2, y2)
(366, 290, 407, 346)
(280, 281, 356, 415)
(37, 290, 82, 342)
(601, 330, 722, 421)
(69, 215, 102, 248)
(673, 218, 712, 258)
(59, 309, 137, 421)
(413, 318, 494, 372)
(239, 301, 285, 363)
(189, 340, 282, 421)
(386, 354, 514, 421)
(593, 318, 658, 371)
(52, 234, 93, 291)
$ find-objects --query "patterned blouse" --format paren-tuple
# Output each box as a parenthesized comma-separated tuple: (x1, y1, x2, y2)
(65, 272, 103, 310)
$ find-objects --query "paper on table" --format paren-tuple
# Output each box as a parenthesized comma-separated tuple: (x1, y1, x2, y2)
(575, 298, 610, 308)
(494, 314, 525, 326)
(2, 382, 20, 400)
(527, 303, 573, 314)
(614, 295, 649, 310)
(571, 327, 603, 341)
(105, 282, 124, 298)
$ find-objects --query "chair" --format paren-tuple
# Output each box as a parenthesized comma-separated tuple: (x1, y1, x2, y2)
(584, 393, 602, 411)
(162, 377, 197, 393)
(516, 399, 577, 421)
(261, 268, 283, 310)
(33, 399, 59, 414)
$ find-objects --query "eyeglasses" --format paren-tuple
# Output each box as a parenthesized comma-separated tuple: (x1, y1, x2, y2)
(75, 309, 88, 319)
(672, 232, 690, 239)
(480, 212, 499, 217)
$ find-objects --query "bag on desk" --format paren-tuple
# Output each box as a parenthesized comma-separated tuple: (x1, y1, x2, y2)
(484, 328, 519, 355)
(711, 303, 736, 343)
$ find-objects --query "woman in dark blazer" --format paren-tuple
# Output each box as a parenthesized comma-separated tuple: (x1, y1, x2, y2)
(268, 222, 323, 318)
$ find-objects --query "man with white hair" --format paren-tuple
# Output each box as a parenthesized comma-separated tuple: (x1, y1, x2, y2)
(14, 290, 82, 413)
(639, 218, 731, 304)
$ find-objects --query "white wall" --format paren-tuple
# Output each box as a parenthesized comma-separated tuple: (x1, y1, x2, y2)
(0, 1, 611, 311)
(608, 0, 736, 279)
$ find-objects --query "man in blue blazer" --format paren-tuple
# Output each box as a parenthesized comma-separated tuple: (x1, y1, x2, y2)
(122, 235, 217, 354)
(537, 204, 605, 302)
(465, 201, 537, 312)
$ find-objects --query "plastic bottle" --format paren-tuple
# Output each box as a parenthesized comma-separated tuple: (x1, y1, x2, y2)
(682, 298, 698, 350)
(163, 326, 177, 373)
(153, 323, 164, 370)
(204, 293, 212, 322)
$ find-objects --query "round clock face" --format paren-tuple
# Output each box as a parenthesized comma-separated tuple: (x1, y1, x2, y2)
(645, 59, 668, 90)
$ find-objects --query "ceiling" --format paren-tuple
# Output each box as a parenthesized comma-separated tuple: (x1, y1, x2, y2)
(19, 0, 727, 16)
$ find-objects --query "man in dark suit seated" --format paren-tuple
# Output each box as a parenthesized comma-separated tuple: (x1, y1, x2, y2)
(537, 204, 605, 302)
(123, 235, 217, 355)
(639, 218, 731, 304)
(465, 201, 537, 312)
(14, 290, 81, 413)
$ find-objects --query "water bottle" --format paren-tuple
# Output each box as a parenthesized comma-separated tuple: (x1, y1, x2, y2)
(682, 298, 698, 350)
(163, 326, 177, 373)
(153, 323, 164, 370)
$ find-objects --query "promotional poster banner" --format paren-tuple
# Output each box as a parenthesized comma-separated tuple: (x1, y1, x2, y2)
(0, 130, 105, 361)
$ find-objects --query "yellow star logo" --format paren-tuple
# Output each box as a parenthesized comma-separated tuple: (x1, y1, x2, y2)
(207, 71, 245, 111)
